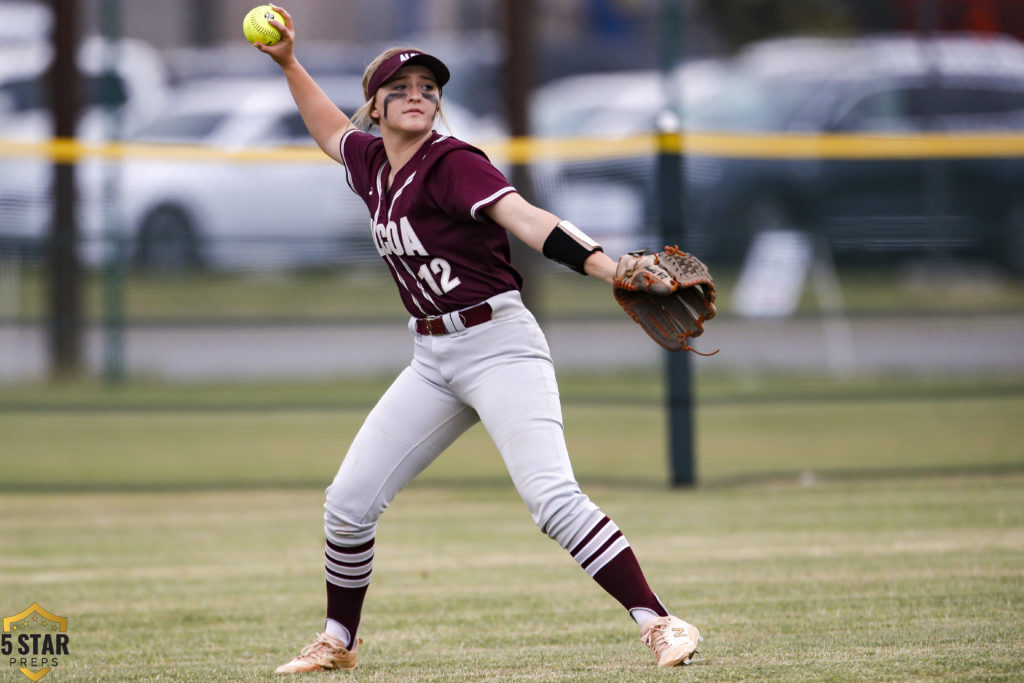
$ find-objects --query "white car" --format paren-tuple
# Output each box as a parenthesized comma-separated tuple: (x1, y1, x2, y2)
(1, 73, 499, 270)
(117, 77, 369, 269)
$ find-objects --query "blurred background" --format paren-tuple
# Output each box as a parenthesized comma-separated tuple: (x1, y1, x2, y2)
(3, 8, 1021, 674)
(1, 0, 1023, 384)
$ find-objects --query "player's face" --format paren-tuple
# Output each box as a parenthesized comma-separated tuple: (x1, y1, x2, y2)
(374, 65, 440, 135)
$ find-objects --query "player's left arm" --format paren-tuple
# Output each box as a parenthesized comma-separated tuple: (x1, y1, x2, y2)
(484, 192, 617, 284)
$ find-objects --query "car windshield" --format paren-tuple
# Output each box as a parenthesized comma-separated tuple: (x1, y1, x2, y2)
(685, 74, 822, 132)
(133, 112, 226, 141)
(533, 105, 614, 138)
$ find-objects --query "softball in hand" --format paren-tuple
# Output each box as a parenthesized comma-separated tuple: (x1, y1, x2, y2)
(243, 5, 283, 45)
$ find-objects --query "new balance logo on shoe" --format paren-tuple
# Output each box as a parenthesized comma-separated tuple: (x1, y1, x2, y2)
(640, 616, 702, 667)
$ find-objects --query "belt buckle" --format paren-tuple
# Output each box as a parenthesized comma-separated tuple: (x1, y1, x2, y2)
(421, 314, 439, 335)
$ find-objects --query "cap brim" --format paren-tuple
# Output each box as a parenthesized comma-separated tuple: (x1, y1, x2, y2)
(393, 54, 450, 89)
(366, 51, 453, 100)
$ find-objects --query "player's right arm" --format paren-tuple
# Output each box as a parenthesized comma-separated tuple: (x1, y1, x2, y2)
(255, 5, 354, 165)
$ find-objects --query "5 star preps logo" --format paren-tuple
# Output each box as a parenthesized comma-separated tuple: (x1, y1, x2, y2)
(2, 604, 70, 681)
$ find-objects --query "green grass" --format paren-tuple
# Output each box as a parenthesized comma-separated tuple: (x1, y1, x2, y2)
(1, 373, 1022, 681)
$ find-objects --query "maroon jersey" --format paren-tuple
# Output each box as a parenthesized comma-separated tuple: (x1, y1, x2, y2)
(340, 129, 523, 317)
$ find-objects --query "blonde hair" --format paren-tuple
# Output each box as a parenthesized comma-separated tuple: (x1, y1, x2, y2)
(351, 46, 451, 133)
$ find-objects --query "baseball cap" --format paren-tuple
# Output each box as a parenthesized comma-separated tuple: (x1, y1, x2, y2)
(365, 50, 451, 100)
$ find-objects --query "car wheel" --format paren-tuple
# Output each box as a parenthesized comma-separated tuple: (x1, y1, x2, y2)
(135, 206, 201, 271)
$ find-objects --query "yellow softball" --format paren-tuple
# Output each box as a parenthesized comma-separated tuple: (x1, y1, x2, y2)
(243, 5, 283, 46)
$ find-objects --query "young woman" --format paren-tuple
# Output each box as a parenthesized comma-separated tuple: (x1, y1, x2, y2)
(256, 6, 701, 673)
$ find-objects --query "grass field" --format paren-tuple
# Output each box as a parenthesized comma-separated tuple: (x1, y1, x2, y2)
(2, 373, 1022, 681)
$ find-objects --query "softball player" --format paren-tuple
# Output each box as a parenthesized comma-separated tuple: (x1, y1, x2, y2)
(256, 7, 701, 672)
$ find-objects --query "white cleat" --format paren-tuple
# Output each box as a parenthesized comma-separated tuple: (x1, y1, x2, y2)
(274, 632, 359, 673)
(640, 615, 702, 667)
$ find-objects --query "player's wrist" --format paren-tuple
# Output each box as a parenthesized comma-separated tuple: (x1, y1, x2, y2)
(274, 53, 301, 70)
(584, 251, 617, 284)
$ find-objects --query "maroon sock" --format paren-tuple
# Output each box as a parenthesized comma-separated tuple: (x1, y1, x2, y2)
(591, 546, 668, 616)
(569, 516, 668, 617)
(324, 537, 374, 648)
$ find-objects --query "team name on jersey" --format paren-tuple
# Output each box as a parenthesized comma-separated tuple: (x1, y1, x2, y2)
(373, 216, 428, 257)
(372, 215, 463, 298)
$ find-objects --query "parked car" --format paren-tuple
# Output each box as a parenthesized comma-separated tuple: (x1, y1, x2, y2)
(0, 72, 501, 270)
(118, 76, 372, 269)
(531, 33, 1024, 272)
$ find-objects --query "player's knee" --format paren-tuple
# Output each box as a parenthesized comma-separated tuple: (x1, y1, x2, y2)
(531, 488, 601, 549)
(321, 475, 378, 544)
(323, 499, 377, 546)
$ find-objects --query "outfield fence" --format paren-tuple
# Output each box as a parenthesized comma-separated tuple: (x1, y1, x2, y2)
(2, 131, 1024, 382)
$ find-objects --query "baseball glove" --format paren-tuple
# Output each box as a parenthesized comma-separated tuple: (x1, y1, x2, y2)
(613, 245, 718, 354)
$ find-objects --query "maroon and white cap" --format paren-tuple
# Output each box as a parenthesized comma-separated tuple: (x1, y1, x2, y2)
(365, 50, 451, 100)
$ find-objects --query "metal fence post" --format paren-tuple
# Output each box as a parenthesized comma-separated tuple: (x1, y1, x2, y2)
(48, 0, 82, 379)
(658, 0, 695, 487)
(100, 0, 126, 384)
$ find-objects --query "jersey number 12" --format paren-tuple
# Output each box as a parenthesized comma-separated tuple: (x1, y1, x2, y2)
(417, 258, 461, 296)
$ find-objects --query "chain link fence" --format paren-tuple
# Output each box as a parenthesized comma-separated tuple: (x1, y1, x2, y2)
(4, 27, 1024, 383)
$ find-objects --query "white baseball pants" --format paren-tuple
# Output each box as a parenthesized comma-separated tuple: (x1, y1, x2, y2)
(323, 290, 604, 551)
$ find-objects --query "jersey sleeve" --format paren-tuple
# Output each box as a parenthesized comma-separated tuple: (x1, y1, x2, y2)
(428, 148, 517, 222)
(339, 129, 380, 198)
